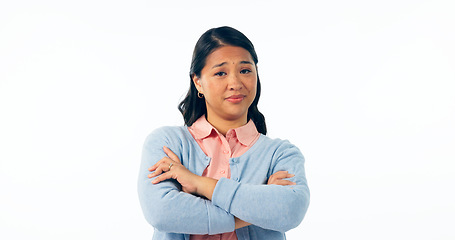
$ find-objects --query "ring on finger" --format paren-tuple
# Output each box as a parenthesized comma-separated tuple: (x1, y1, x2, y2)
(169, 162, 173, 171)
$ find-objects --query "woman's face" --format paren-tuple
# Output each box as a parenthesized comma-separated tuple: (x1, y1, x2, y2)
(193, 46, 257, 123)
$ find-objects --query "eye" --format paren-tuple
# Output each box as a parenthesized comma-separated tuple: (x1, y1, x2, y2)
(214, 72, 226, 77)
(240, 69, 252, 74)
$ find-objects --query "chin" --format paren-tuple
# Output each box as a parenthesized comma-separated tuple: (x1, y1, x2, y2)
(222, 111, 249, 121)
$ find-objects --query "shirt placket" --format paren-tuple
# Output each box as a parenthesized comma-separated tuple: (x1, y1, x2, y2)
(220, 132, 234, 179)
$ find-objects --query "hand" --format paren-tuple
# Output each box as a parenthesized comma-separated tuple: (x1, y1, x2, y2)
(236, 171, 296, 229)
(148, 146, 201, 194)
(267, 171, 296, 186)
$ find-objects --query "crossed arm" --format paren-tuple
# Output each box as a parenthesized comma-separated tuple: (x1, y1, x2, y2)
(138, 129, 309, 234)
(147, 146, 296, 229)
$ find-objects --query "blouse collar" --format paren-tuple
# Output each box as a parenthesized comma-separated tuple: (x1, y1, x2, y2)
(189, 115, 259, 147)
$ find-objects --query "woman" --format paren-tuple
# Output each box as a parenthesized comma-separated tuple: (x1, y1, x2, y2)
(138, 26, 310, 240)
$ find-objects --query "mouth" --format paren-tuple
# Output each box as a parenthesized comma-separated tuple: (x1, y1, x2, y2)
(225, 94, 246, 103)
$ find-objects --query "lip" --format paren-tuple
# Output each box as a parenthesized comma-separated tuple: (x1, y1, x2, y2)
(225, 94, 246, 103)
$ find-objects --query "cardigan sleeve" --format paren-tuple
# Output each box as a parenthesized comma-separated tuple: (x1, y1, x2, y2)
(211, 140, 310, 232)
(137, 127, 235, 235)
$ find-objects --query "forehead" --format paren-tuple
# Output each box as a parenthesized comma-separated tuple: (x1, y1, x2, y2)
(205, 46, 254, 64)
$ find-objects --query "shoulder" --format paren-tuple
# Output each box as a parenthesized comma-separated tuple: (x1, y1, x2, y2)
(144, 126, 191, 146)
(256, 135, 304, 160)
(259, 134, 301, 152)
(255, 135, 306, 176)
(147, 126, 188, 138)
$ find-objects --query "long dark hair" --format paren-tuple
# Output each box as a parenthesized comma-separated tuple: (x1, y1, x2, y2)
(178, 26, 267, 135)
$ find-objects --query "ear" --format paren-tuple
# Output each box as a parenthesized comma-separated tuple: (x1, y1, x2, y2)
(192, 74, 203, 93)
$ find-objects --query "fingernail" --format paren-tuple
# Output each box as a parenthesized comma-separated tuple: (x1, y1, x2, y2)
(148, 174, 153, 178)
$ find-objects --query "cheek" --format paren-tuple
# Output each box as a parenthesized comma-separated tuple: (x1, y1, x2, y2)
(203, 81, 223, 98)
(246, 78, 257, 94)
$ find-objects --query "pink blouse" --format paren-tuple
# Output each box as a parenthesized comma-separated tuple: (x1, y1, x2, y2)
(188, 115, 260, 240)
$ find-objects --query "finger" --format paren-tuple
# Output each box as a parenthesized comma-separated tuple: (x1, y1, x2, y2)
(152, 171, 174, 184)
(272, 171, 289, 179)
(149, 165, 157, 171)
(163, 146, 179, 162)
(268, 171, 285, 184)
(272, 171, 295, 179)
(149, 160, 162, 171)
(148, 165, 163, 178)
(148, 167, 162, 178)
(149, 160, 175, 178)
(272, 180, 296, 186)
(149, 157, 170, 171)
(148, 160, 168, 177)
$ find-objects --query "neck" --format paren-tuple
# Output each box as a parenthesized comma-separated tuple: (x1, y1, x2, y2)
(206, 113, 248, 136)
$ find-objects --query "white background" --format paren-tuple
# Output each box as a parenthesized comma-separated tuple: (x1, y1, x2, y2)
(1, 0, 454, 239)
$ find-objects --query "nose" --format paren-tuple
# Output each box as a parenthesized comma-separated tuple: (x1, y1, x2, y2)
(228, 73, 243, 91)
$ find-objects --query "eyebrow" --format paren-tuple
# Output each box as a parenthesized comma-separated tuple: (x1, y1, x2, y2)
(240, 61, 254, 65)
(211, 61, 254, 69)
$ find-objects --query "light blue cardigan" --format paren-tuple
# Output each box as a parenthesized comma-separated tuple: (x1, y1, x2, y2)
(137, 126, 310, 240)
